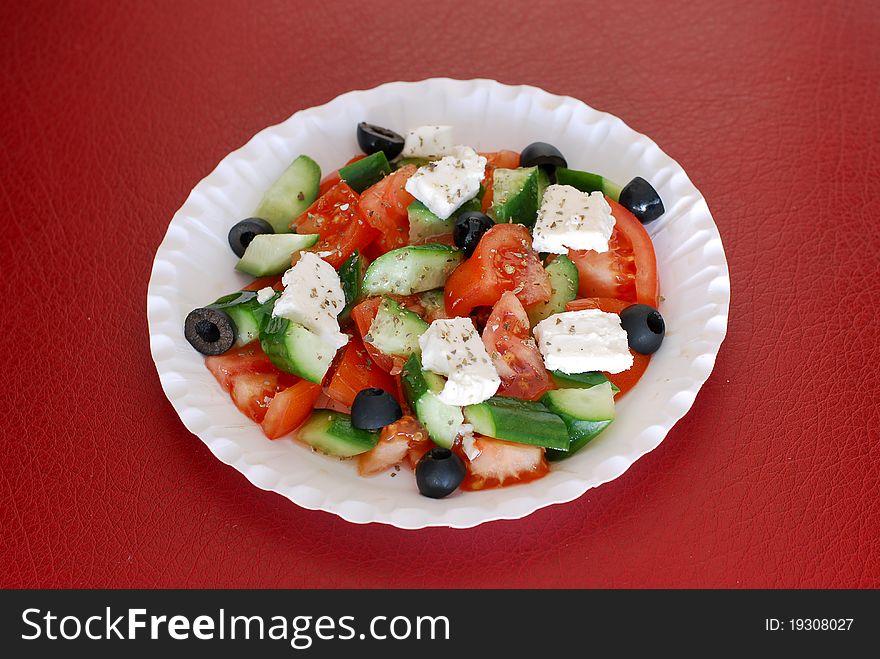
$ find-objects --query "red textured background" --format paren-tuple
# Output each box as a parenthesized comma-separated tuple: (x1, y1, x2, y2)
(2, 0, 878, 588)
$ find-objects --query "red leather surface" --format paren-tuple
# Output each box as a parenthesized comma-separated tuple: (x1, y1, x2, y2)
(2, 0, 878, 589)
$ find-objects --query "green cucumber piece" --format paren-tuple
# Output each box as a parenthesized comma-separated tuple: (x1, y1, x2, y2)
(209, 291, 262, 346)
(542, 382, 615, 460)
(550, 370, 619, 393)
(555, 168, 622, 202)
(417, 289, 447, 319)
(234, 233, 319, 277)
(490, 166, 549, 228)
(366, 298, 429, 358)
(339, 151, 391, 193)
(463, 396, 570, 451)
(338, 251, 367, 324)
(259, 316, 337, 384)
(254, 155, 321, 233)
(407, 196, 482, 244)
(297, 410, 378, 457)
(362, 244, 463, 296)
(526, 255, 579, 326)
(400, 354, 462, 448)
(392, 156, 431, 170)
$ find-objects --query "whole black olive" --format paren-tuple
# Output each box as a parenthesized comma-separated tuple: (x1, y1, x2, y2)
(618, 177, 665, 224)
(416, 447, 466, 499)
(619, 304, 665, 355)
(453, 211, 494, 257)
(351, 388, 402, 431)
(357, 122, 405, 160)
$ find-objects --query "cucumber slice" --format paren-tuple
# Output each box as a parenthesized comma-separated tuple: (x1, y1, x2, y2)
(338, 151, 391, 193)
(417, 289, 447, 319)
(542, 382, 615, 460)
(234, 233, 319, 277)
(259, 316, 337, 384)
(209, 291, 262, 346)
(338, 251, 367, 324)
(254, 155, 321, 234)
(362, 244, 463, 297)
(407, 196, 482, 244)
(527, 255, 579, 326)
(400, 354, 463, 448)
(555, 168, 622, 202)
(366, 298, 429, 358)
(490, 166, 549, 228)
(550, 370, 620, 393)
(297, 410, 378, 457)
(463, 396, 570, 451)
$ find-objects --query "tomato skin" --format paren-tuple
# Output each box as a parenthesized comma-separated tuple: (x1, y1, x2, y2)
(318, 155, 366, 197)
(241, 275, 283, 291)
(350, 298, 398, 374)
(565, 297, 651, 397)
(444, 223, 550, 317)
(291, 181, 378, 268)
(357, 416, 430, 476)
(568, 197, 659, 307)
(479, 150, 520, 213)
(325, 335, 398, 408)
(482, 291, 553, 400)
(261, 379, 322, 439)
(459, 435, 549, 490)
(358, 165, 417, 255)
(205, 341, 298, 423)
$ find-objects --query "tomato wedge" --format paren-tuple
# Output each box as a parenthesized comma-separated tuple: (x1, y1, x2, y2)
(568, 197, 659, 307)
(479, 150, 520, 213)
(357, 416, 430, 476)
(291, 181, 377, 268)
(460, 436, 549, 490)
(325, 335, 398, 408)
(358, 165, 417, 255)
(205, 341, 298, 423)
(482, 291, 553, 400)
(565, 297, 651, 397)
(444, 223, 550, 317)
(261, 379, 323, 439)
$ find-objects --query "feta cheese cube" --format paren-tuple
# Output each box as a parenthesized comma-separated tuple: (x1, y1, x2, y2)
(532, 184, 616, 254)
(404, 146, 487, 220)
(256, 286, 275, 304)
(401, 125, 454, 158)
(273, 252, 348, 351)
(533, 309, 633, 374)
(419, 317, 500, 406)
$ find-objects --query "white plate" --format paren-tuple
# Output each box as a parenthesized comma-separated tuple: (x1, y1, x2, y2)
(148, 78, 729, 529)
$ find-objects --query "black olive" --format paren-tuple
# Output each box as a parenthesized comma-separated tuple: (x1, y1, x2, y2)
(351, 388, 402, 431)
(357, 122, 405, 160)
(228, 218, 274, 258)
(416, 447, 466, 499)
(184, 307, 236, 355)
(619, 304, 665, 355)
(520, 142, 567, 181)
(618, 177, 665, 225)
(453, 211, 494, 257)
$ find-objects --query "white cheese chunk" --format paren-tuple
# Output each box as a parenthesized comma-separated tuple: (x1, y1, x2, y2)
(256, 286, 275, 304)
(418, 317, 500, 406)
(404, 146, 487, 220)
(533, 309, 633, 374)
(273, 252, 348, 351)
(532, 184, 616, 254)
(401, 125, 454, 158)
